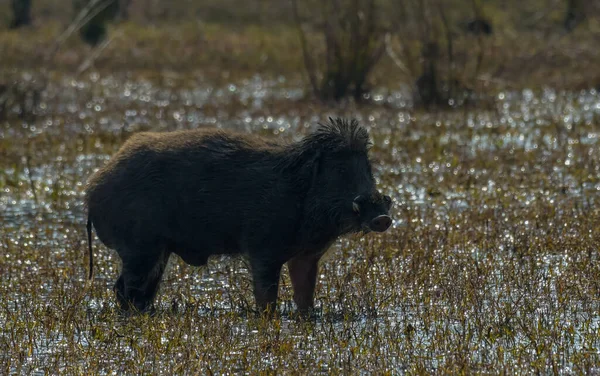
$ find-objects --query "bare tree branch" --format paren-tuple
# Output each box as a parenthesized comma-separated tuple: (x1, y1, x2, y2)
(290, 0, 320, 98)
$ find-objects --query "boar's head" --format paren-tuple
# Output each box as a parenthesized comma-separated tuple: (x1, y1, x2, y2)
(292, 117, 393, 235)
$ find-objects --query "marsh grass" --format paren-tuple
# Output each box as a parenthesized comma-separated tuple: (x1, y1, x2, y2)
(1, 69, 599, 374)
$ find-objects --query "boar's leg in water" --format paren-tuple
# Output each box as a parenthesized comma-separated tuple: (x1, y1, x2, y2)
(114, 248, 170, 312)
(250, 258, 283, 315)
(287, 252, 321, 315)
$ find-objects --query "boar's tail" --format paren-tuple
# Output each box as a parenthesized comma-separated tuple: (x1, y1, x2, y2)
(86, 216, 94, 280)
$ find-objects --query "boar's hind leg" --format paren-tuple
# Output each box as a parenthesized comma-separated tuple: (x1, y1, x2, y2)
(115, 248, 170, 313)
(250, 257, 283, 316)
(140, 251, 170, 307)
(287, 253, 321, 316)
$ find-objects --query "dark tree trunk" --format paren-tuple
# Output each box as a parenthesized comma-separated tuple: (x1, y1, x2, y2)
(117, 0, 131, 20)
(10, 0, 32, 29)
(73, 0, 120, 46)
(415, 42, 443, 108)
(564, 0, 585, 32)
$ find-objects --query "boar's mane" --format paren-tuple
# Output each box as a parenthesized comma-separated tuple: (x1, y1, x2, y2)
(276, 117, 371, 173)
(301, 117, 372, 153)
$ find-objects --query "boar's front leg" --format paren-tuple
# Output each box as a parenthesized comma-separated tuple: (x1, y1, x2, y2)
(287, 252, 321, 316)
(250, 257, 283, 316)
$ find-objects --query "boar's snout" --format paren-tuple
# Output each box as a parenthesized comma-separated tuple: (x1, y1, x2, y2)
(370, 215, 392, 232)
(353, 194, 393, 233)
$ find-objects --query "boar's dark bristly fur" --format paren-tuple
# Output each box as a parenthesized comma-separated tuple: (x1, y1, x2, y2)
(85, 117, 392, 315)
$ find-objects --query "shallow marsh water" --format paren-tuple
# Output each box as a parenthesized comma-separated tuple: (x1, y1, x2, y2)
(1, 71, 600, 374)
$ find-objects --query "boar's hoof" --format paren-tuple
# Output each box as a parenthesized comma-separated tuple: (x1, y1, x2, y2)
(117, 301, 156, 316)
(292, 307, 319, 321)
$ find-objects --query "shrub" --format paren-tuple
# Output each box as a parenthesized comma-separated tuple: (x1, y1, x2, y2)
(291, 0, 386, 102)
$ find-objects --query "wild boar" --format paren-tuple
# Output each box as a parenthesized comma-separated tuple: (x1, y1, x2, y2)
(85, 117, 392, 315)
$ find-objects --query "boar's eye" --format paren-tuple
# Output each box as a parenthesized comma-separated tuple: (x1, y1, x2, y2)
(384, 195, 392, 210)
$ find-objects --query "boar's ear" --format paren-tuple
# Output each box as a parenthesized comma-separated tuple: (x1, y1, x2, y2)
(299, 149, 322, 193)
(310, 150, 322, 186)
